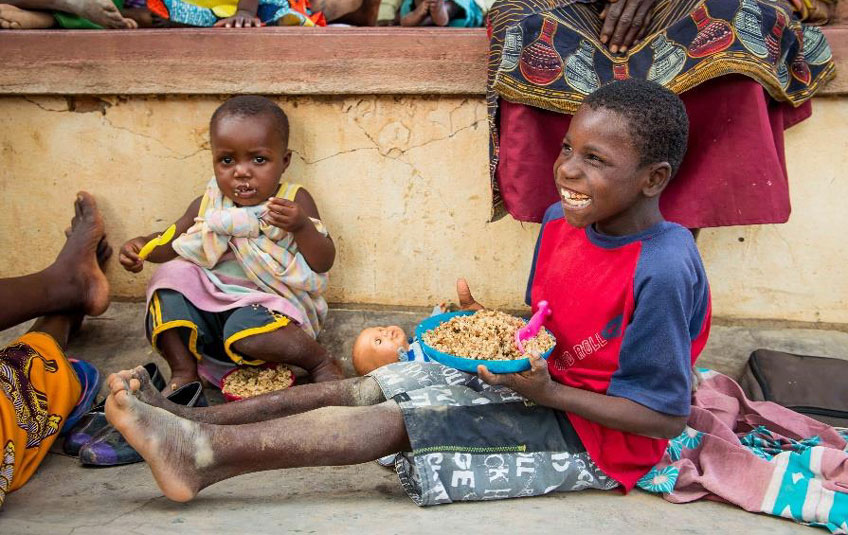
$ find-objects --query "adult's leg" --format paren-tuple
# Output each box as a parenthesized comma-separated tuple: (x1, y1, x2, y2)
(0, 192, 110, 331)
(105, 378, 409, 502)
(5, 0, 134, 27)
(109, 365, 384, 424)
(27, 237, 112, 350)
(229, 323, 344, 382)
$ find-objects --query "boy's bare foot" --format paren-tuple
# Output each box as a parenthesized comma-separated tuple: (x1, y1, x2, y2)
(105, 378, 213, 502)
(400, 0, 429, 26)
(108, 366, 192, 418)
(428, 0, 449, 26)
(50, 192, 111, 317)
(0, 4, 54, 28)
(60, 0, 135, 28)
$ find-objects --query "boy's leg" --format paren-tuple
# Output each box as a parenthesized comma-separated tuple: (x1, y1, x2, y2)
(228, 320, 344, 382)
(105, 378, 409, 502)
(109, 366, 384, 424)
(0, 192, 110, 332)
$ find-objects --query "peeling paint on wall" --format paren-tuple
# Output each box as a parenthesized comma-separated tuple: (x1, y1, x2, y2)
(0, 95, 846, 323)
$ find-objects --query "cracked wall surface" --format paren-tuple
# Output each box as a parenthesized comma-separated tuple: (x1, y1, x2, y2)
(0, 95, 846, 323)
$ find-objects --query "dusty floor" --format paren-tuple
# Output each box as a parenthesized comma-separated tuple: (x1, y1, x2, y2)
(2, 303, 847, 534)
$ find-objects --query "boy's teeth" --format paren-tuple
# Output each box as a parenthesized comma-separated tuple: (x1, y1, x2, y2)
(560, 187, 592, 208)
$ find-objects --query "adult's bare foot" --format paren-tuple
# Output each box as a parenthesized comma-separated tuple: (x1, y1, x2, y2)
(60, 0, 135, 28)
(51, 192, 111, 317)
(428, 0, 449, 26)
(105, 378, 213, 502)
(0, 4, 54, 28)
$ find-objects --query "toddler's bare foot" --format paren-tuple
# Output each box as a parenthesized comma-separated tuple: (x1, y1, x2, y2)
(310, 359, 345, 383)
(60, 0, 136, 28)
(400, 0, 429, 26)
(51, 192, 111, 317)
(105, 378, 214, 502)
(168, 370, 201, 392)
(0, 4, 55, 28)
(428, 0, 449, 26)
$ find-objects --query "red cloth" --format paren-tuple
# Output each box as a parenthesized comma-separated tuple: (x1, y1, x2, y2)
(497, 75, 812, 228)
(530, 220, 711, 491)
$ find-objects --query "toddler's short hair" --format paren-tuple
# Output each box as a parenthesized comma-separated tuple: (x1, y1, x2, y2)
(584, 79, 689, 176)
(211, 95, 290, 147)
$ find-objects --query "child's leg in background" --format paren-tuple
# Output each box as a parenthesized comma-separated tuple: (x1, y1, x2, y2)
(147, 290, 216, 391)
(224, 306, 343, 382)
(156, 330, 200, 391)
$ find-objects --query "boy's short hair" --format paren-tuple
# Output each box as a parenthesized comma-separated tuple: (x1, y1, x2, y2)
(211, 95, 290, 147)
(584, 79, 689, 177)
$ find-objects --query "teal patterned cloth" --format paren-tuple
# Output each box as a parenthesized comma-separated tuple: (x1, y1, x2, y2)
(637, 368, 848, 533)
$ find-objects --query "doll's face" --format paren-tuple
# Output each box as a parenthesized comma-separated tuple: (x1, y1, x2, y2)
(352, 326, 409, 375)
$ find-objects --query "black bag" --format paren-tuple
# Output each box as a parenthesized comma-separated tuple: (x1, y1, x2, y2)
(739, 349, 848, 428)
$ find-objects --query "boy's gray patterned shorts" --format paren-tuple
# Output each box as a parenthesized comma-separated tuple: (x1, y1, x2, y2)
(368, 361, 619, 506)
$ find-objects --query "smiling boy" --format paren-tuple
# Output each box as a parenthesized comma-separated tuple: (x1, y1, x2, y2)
(102, 79, 710, 505)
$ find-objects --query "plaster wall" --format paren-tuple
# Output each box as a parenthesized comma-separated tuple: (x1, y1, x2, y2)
(0, 95, 845, 323)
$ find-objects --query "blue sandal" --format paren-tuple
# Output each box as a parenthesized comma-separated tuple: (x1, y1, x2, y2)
(63, 362, 165, 456)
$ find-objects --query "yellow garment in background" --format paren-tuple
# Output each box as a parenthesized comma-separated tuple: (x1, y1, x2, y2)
(0, 332, 80, 508)
(183, 0, 240, 18)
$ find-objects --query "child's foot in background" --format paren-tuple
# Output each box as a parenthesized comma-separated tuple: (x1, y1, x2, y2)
(63, 0, 137, 28)
(428, 0, 450, 26)
(401, 0, 430, 26)
(0, 4, 55, 28)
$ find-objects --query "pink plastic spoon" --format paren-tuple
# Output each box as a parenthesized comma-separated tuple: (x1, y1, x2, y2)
(515, 300, 552, 354)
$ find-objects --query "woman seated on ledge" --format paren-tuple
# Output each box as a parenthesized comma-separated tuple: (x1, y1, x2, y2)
(486, 0, 836, 235)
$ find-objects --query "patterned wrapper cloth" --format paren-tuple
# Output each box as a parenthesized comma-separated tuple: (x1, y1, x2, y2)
(486, 0, 835, 224)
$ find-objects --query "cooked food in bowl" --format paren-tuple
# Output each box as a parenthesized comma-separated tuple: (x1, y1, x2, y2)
(422, 309, 555, 360)
(222, 364, 294, 400)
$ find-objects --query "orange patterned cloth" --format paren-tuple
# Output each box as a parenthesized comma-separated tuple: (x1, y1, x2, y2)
(0, 332, 80, 508)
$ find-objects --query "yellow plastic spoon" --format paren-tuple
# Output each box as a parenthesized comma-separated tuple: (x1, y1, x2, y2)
(138, 224, 177, 261)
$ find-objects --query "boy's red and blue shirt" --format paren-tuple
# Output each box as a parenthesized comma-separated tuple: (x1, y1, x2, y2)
(527, 203, 711, 491)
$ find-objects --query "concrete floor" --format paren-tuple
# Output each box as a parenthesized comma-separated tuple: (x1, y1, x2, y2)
(2, 303, 847, 534)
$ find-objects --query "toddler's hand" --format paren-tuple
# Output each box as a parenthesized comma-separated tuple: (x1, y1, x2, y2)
(119, 237, 147, 273)
(264, 197, 309, 233)
(478, 354, 553, 403)
(213, 10, 262, 28)
(456, 278, 483, 311)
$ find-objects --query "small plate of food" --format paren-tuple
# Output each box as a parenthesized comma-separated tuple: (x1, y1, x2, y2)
(221, 363, 296, 402)
(415, 309, 556, 374)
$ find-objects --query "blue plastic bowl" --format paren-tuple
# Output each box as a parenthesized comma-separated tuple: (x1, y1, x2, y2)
(415, 310, 555, 374)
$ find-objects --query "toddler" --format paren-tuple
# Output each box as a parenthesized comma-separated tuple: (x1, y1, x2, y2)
(119, 95, 343, 390)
